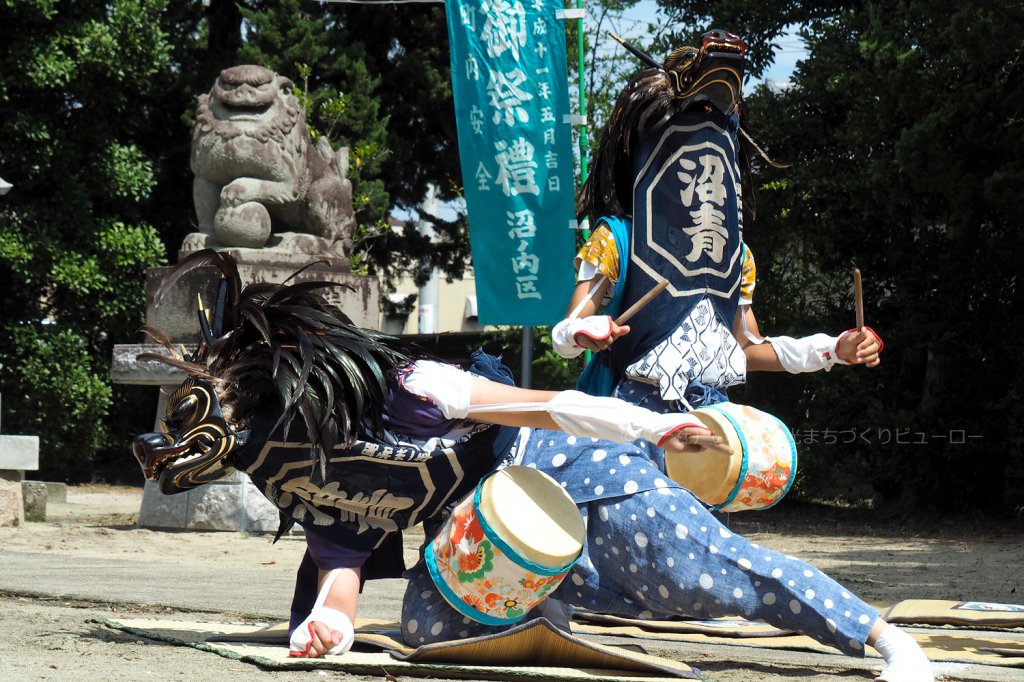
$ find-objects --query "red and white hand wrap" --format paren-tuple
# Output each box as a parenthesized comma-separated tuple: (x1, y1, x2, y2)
(288, 569, 355, 657)
(842, 326, 884, 353)
(766, 333, 847, 373)
(551, 315, 614, 358)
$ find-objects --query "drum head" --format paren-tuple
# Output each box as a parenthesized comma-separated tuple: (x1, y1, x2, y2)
(478, 466, 585, 569)
(664, 408, 744, 506)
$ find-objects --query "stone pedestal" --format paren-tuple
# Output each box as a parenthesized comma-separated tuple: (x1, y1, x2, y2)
(113, 244, 380, 532)
(0, 478, 24, 527)
(137, 472, 280, 531)
(21, 481, 47, 522)
(0, 429, 40, 522)
(149, 236, 378, 342)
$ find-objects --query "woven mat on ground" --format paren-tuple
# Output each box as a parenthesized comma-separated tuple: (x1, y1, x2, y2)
(572, 612, 793, 638)
(90, 616, 700, 681)
(883, 600, 1024, 629)
(570, 618, 1024, 667)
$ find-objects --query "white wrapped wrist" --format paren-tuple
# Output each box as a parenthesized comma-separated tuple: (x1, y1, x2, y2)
(289, 569, 356, 657)
(290, 606, 355, 656)
(766, 333, 847, 373)
(551, 316, 613, 359)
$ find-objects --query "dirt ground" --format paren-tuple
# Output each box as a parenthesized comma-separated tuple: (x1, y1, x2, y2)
(0, 484, 1022, 681)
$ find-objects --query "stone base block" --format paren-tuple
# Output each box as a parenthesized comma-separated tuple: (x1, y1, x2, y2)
(0, 478, 24, 527)
(179, 231, 348, 269)
(137, 472, 279, 532)
(143, 253, 379, 344)
(45, 482, 67, 504)
(21, 481, 46, 522)
(111, 346, 189, 386)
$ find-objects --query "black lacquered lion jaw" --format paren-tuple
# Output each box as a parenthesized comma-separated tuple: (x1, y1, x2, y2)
(664, 29, 746, 116)
(132, 377, 249, 494)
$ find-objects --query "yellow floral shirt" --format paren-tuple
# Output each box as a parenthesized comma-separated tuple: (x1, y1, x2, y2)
(575, 224, 622, 283)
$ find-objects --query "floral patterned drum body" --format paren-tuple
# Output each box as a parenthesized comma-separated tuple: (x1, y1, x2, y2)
(425, 466, 585, 625)
(666, 402, 797, 512)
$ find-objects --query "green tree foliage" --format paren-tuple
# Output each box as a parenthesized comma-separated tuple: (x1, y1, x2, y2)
(575, 0, 678, 133)
(224, 1, 470, 288)
(655, 0, 842, 79)
(656, 0, 1024, 514)
(237, 0, 393, 273)
(0, 0, 170, 481)
(325, 2, 475, 287)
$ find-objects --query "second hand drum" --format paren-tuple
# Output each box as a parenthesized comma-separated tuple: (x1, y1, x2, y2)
(665, 403, 797, 513)
(425, 466, 586, 625)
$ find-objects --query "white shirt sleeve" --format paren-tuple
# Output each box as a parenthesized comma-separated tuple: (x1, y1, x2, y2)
(399, 360, 473, 419)
(577, 260, 601, 282)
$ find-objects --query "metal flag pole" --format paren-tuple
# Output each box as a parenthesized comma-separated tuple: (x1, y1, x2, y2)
(531, 0, 591, 384)
(568, 0, 591, 365)
(577, 0, 593, 365)
(575, 0, 589, 205)
(521, 325, 533, 388)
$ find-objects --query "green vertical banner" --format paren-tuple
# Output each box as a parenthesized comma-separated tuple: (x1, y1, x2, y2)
(445, 0, 576, 325)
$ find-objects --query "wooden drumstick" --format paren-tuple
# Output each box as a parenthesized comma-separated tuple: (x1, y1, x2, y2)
(615, 278, 669, 326)
(853, 267, 865, 330)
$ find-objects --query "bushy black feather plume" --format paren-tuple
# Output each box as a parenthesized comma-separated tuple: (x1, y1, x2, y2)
(145, 249, 421, 476)
(153, 249, 241, 338)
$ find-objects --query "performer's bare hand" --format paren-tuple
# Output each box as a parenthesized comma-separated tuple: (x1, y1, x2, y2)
(661, 424, 716, 456)
(303, 621, 345, 658)
(836, 327, 883, 367)
(289, 568, 358, 658)
(574, 321, 630, 352)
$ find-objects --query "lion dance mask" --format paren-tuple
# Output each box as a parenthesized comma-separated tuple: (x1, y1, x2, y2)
(132, 251, 414, 505)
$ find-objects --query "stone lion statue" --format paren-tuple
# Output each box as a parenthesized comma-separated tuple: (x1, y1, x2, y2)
(190, 65, 354, 253)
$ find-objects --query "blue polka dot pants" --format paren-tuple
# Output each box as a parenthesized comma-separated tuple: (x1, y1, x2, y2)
(401, 484, 878, 656)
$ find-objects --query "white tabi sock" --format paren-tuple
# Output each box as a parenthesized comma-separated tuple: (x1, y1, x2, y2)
(872, 624, 933, 682)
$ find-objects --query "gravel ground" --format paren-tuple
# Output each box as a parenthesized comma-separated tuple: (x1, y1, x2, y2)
(0, 484, 1021, 682)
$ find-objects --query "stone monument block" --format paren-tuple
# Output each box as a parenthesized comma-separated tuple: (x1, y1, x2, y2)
(145, 256, 378, 344)
(0, 478, 24, 527)
(0, 434, 40, 481)
(21, 481, 47, 522)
